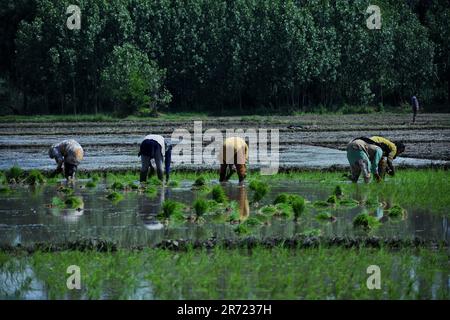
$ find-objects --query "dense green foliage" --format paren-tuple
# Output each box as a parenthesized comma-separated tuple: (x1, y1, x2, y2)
(0, 0, 448, 116)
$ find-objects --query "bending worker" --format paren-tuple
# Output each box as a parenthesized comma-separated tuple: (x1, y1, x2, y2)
(346, 138, 383, 183)
(48, 139, 84, 180)
(139, 134, 172, 182)
(219, 136, 249, 183)
(369, 136, 405, 177)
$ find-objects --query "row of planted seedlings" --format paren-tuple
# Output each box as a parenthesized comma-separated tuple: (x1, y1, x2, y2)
(0, 166, 408, 233)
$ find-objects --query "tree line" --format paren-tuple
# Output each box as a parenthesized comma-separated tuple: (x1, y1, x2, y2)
(0, 0, 448, 116)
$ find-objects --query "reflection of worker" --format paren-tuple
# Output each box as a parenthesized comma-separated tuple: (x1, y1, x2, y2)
(411, 95, 419, 123)
(48, 139, 84, 180)
(369, 136, 405, 177)
(139, 135, 173, 183)
(238, 185, 250, 221)
(218, 137, 249, 183)
(137, 185, 167, 230)
(346, 138, 383, 183)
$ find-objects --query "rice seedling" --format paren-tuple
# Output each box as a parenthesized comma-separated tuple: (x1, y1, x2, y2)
(260, 205, 277, 216)
(316, 211, 336, 221)
(167, 180, 180, 187)
(243, 217, 262, 227)
(64, 196, 84, 209)
(5, 166, 23, 183)
(353, 212, 380, 230)
(334, 185, 344, 198)
(274, 203, 293, 218)
(313, 200, 330, 208)
(110, 181, 125, 190)
(159, 200, 184, 220)
(249, 180, 269, 203)
(291, 197, 306, 220)
(57, 186, 74, 195)
(193, 198, 209, 218)
(234, 223, 250, 235)
(24, 170, 46, 185)
(387, 205, 406, 218)
(339, 198, 359, 207)
(148, 177, 163, 186)
(326, 194, 338, 205)
(85, 181, 97, 188)
(211, 185, 227, 203)
(0, 185, 11, 194)
(51, 196, 65, 208)
(273, 193, 289, 205)
(193, 176, 206, 187)
(299, 228, 322, 237)
(127, 182, 139, 190)
(106, 191, 124, 202)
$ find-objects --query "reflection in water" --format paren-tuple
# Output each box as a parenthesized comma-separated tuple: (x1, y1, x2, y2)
(237, 185, 249, 221)
(138, 185, 167, 230)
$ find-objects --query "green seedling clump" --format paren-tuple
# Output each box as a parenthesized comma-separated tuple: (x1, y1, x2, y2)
(0, 185, 11, 194)
(110, 181, 125, 190)
(148, 177, 163, 186)
(327, 195, 338, 204)
(211, 185, 227, 203)
(106, 191, 124, 202)
(260, 205, 277, 216)
(316, 211, 335, 221)
(64, 196, 83, 209)
(273, 193, 289, 205)
(313, 200, 330, 208)
(387, 205, 406, 218)
(234, 223, 250, 235)
(193, 176, 206, 187)
(244, 217, 262, 227)
(168, 180, 180, 187)
(299, 228, 322, 237)
(353, 213, 380, 230)
(51, 196, 65, 208)
(145, 186, 158, 198)
(57, 186, 74, 195)
(159, 200, 184, 220)
(249, 180, 269, 203)
(193, 198, 209, 217)
(274, 203, 294, 218)
(334, 185, 344, 197)
(127, 182, 139, 190)
(339, 198, 359, 207)
(5, 166, 24, 183)
(291, 197, 306, 220)
(24, 169, 46, 185)
(86, 181, 97, 188)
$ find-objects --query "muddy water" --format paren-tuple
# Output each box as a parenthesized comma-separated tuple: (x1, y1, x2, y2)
(0, 179, 448, 248)
(0, 143, 447, 171)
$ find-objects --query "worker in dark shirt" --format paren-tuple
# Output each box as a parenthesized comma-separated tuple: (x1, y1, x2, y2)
(138, 134, 172, 183)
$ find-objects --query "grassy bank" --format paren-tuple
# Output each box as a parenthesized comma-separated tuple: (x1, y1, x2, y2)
(0, 246, 448, 299)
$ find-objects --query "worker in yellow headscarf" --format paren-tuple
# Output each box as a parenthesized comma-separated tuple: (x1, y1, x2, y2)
(369, 136, 405, 177)
(218, 137, 249, 183)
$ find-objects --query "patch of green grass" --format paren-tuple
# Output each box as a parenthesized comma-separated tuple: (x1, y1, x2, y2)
(353, 213, 380, 230)
(106, 191, 124, 202)
(211, 185, 227, 203)
(249, 180, 269, 203)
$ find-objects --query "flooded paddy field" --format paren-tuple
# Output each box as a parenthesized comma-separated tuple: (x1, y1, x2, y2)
(0, 114, 449, 300)
(0, 113, 449, 172)
(0, 169, 449, 299)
